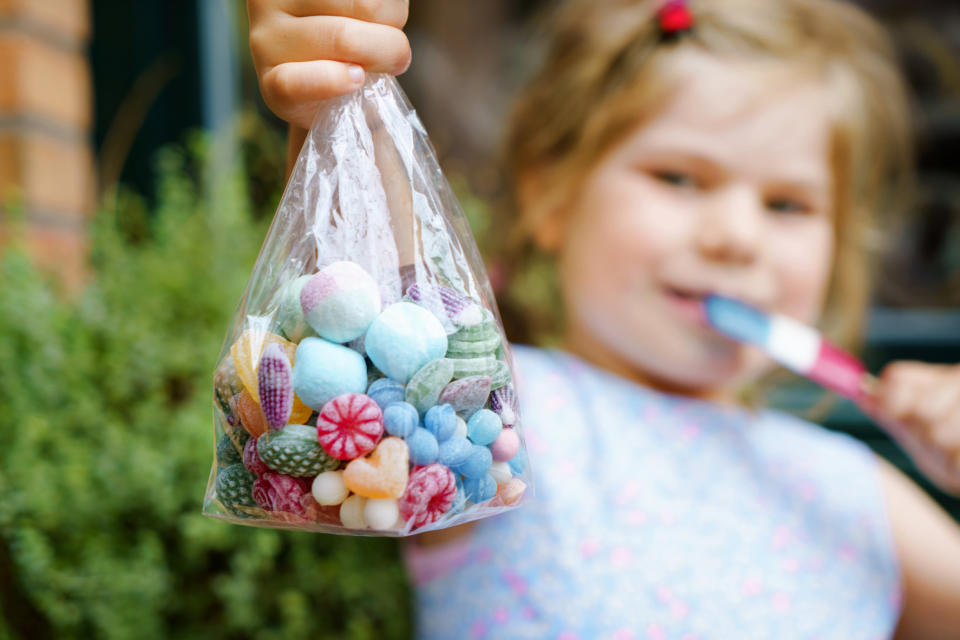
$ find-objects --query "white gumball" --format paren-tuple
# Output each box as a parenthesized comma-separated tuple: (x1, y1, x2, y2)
(489, 461, 512, 485)
(364, 498, 400, 530)
(312, 471, 349, 506)
(339, 494, 368, 529)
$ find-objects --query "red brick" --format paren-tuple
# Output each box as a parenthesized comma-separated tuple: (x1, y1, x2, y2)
(0, 130, 93, 219)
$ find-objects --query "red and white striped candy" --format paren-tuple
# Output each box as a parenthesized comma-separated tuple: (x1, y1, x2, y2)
(316, 393, 384, 460)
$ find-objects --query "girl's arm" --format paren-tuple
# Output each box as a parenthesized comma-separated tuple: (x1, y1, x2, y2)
(878, 458, 960, 639)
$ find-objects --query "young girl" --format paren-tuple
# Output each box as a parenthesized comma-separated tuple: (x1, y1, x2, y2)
(246, 0, 960, 637)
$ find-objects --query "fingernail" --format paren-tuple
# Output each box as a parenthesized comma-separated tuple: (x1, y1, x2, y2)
(348, 65, 364, 85)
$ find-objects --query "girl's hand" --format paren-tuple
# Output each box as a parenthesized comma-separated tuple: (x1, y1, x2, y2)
(247, 0, 411, 129)
(870, 361, 960, 496)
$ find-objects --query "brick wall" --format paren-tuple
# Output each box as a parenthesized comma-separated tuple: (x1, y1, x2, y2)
(0, 0, 93, 290)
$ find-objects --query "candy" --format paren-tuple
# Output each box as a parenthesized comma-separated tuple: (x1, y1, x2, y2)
(301, 261, 381, 343)
(364, 302, 448, 383)
(399, 463, 457, 529)
(257, 424, 340, 476)
(490, 385, 518, 427)
(495, 478, 527, 506)
(214, 354, 242, 412)
(466, 409, 502, 446)
(449, 308, 496, 339)
(302, 495, 342, 525)
(451, 356, 498, 379)
(490, 360, 512, 390)
(455, 444, 493, 479)
(340, 494, 368, 529)
(507, 447, 527, 475)
(367, 378, 405, 410)
(490, 428, 520, 462)
(364, 498, 400, 530)
(257, 343, 294, 429)
(216, 463, 257, 509)
(252, 472, 309, 515)
(383, 401, 419, 438)
(243, 436, 270, 475)
(316, 393, 384, 460)
(488, 461, 512, 485)
(236, 389, 270, 437)
(437, 435, 473, 468)
(449, 476, 467, 515)
(293, 338, 368, 410)
(404, 358, 455, 414)
(276, 274, 314, 342)
(423, 404, 458, 442)
(453, 416, 468, 439)
(230, 329, 297, 399)
(463, 474, 497, 503)
(445, 333, 501, 357)
(405, 427, 439, 465)
(343, 437, 410, 499)
(311, 470, 350, 506)
(217, 432, 243, 467)
(405, 283, 479, 326)
(437, 376, 491, 418)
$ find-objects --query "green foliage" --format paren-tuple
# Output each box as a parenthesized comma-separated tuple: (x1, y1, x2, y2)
(0, 135, 411, 639)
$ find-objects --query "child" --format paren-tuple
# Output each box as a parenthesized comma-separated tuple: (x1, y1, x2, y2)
(246, 0, 960, 637)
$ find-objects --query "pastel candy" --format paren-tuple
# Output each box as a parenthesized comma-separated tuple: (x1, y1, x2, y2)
(507, 447, 527, 475)
(488, 461, 512, 485)
(455, 444, 493, 479)
(364, 302, 448, 383)
(257, 424, 340, 477)
(364, 498, 400, 530)
(490, 360, 512, 390)
(236, 389, 270, 438)
(405, 358, 455, 414)
(383, 401, 418, 438)
(257, 343, 294, 429)
(453, 416, 468, 439)
(405, 283, 478, 325)
(463, 474, 497, 503)
(450, 308, 495, 339)
(495, 478, 527, 506)
(216, 463, 257, 509)
(451, 356, 498, 379)
(437, 435, 472, 468)
(446, 333, 501, 357)
(217, 433, 243, 467)
(423, 404, 458, 442)
(343, 437, 410, 499)
(252, 472, 310, 516)
(311, 470, 349, 506)
(242, 436, 270, 475)
(405, 427, 439, 466)
(293, 337, 367, 410)
(399, 463, 457, 529)
(437, 376, 491, 418)
(449, 476, 467, 515)
(276, 274, 314, 342)
(316, 393, 384, 460)
(229, 329, 297, 399)
(467, 409, 502, 446)
(490, 385, 518, 427)
(300, 261, 381, 343)
(490, 427, 520, 462)
(340, 494, 368, 529)
(367, 378, 405, 410)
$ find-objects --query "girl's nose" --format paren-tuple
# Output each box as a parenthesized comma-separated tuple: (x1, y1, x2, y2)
(694, 185, 764, 265)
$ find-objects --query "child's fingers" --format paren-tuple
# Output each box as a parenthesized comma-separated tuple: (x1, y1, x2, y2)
(252, 15, 411, 75)
(261, 60, 365, 126)
(281, 0, 409, 29)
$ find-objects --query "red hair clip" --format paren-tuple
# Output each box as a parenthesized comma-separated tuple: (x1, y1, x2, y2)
(658, 0, 694, 35)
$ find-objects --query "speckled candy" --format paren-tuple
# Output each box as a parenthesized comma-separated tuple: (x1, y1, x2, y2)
(399, 463, 457, 529)
(367, 378, 405, 410)
(495, 478, 527, 506)
(455, 444, 493, 480)
(405, 358, 454, 414)
(343, 437, 410, 499)
(216, 463, 257, 509)
(423, 403, 457, 442)
(467, 409, 502, 446)
(236, 389, 270, 437)
(257, 343, 294, 429)
(257, 424, 340, 476)
(364, 302, 448, 383)
(230, 329, 297, 399)
(243, 436, 270, 475)
(490, 360, 512, 390)
(405, 427, 439, 465)
(276, 274, 314, 342)
(437, 435, 472, 468)
(316, 393, 384, 460)
(490, 427, 520, 462)
(383, 401, 418, 438)
(463, 474, 497, 503)
(217, 432, 243, 467)
(405, 283, 480, 326)
(438, 376, 491, 418)
(252, 471, 310, 515)
(293, 337, 367, 410)
(490, 385, 518, 427)
(300, 261, 381, 343)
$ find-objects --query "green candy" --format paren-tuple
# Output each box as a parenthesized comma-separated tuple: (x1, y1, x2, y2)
(450, 309, 495, 339)
(405, 358, 455, 414)
(257, 424, 340, 476)
(451, 355, 498, 378)
(216, 464, 257, 509)
(490, 360, 512, 390)
(446, 332, 501, 356)
(216, 433, 244, 467)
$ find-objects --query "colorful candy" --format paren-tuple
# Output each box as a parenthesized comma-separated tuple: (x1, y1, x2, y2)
(437, 435, 473, 468)
(293, 338, 368, 410)
(364, 302, 448, 383)
(343, 437, 410, 499)
(242, 436, 270, 475)
(257, 343, 294, 429)
(230, 329, 297, 399)
(311, 470, 350, 506)
(366, 378, 405, 410)
(463, 474, 497, 503)
(216, 464, 257, 511)
(383, 401, 419, 438)
(507, 447, 527, 475)
(490, 385, 518, 427)
(438, 376, 491, 418)
(257, 424, 340, 476)
(252, 472, 310, 515)
(494, 478, 527, 506)
(276, 274, 314, 342)
(405, 427, 439, 465)
(364, 498, 400, 530)
(467, 409, 502, 446)
(236, 389, 270, 438)
(490, 427, 520, 462)
(301, 261, 381, 343)
(316, 393, 384, 460)
(455, 444, 493, 480)
(399, 463, 457, 529)
(217, 432, 244, 467)
(423, 403, 458, 442)
(404, 358, 455, 414)
(488, 461, 513, 485)
(339, 494, 368, 529)
(405, 283, 481, 327)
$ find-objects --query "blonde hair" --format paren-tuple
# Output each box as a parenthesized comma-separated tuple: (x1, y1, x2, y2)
(500, 0, 913, 353)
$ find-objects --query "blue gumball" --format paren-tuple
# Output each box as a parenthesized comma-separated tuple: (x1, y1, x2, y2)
(507, 447, 527, 475)
(293, 337, 367, 410)
(383, 401, 418, 438)
(364, 302, 448, 383)
(463, 474, 497, 503)
(424, 404, 458, 442)
(406, 427, 439, 465)
(437, 435, 472, 468)
(466, 409, 502, 446)
(455, 444, 492, 479)
(367, 378, 405, 410)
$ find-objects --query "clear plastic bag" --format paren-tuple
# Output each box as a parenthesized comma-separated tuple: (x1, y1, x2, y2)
(203, 75, 532, 536)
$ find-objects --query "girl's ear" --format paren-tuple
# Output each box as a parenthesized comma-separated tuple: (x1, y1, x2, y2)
(518, 170, 568, 254)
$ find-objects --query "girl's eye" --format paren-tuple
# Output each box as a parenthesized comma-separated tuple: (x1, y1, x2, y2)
(652, 170, 697, 188)
(766, 198, 810, 215)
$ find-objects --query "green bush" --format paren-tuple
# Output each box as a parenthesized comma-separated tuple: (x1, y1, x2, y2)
(0, 136, 411, 639)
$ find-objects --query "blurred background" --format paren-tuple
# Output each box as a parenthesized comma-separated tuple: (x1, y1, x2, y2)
(1, 0, 958, 638)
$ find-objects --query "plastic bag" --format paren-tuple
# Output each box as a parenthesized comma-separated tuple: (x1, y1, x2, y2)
(203, 75, 532, 536)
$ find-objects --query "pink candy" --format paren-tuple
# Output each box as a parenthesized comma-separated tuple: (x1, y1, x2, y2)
(258, 343, 293, 429)
(438, 376, 492, 418)
(252, 472, 310, 515)
(316, 393, 384, 460)
(243, 436, 270, 475)
(490, 428, 520, 462)
(489, 385, 518, 427)
(399, 463, 457, 529)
